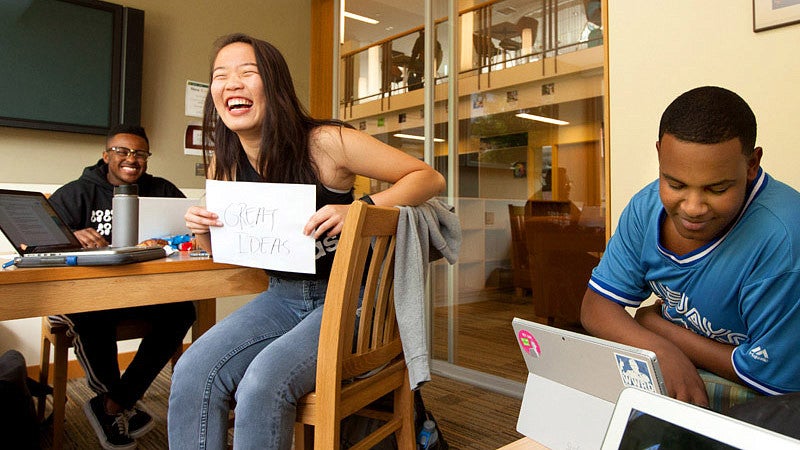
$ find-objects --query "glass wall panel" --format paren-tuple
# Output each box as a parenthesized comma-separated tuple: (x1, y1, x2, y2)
(340, 0, 605, 386)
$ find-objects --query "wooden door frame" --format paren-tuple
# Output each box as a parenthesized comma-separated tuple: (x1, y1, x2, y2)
(311, 0, 335, 119)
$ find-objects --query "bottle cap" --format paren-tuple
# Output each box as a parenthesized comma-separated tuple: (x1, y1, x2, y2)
(114, 184, 138, 195)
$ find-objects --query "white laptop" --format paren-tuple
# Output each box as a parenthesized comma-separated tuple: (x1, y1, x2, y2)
(512, 317, 667, 450)
(137, 197, 197, 242)
(0, 189, 165, 267)
(602, 387, 800, 450)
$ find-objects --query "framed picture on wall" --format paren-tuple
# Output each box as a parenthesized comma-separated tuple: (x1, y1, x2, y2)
(753, 0, 800, 32)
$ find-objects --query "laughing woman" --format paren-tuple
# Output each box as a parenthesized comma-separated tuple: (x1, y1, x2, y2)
(167, 33, 444, 449)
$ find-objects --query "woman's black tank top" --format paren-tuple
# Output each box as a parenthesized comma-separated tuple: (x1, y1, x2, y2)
(236, 157, 354, 280)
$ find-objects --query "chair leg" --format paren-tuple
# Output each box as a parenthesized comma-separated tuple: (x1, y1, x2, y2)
(170, 344, 184, 368)
(394, 376, 416, 450)
(294, 422, 313, 449)
(51, 331, 69, 450)
(37, 334, 52, 422)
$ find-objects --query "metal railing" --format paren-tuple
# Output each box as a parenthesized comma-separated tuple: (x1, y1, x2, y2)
(339, 0, 602, 109)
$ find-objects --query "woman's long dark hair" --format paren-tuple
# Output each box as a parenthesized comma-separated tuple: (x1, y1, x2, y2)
(202, 33, 346, 183)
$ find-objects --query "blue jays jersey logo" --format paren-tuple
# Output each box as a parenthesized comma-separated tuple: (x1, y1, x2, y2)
(649, 281, 747, 345)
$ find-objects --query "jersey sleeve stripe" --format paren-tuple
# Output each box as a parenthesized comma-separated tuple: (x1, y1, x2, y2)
(588, 277, 644, 307)
(731, 352, 785, 396)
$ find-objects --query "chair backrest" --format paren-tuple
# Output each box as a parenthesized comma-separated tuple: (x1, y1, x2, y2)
(315, 200, 402, 390)
(526, 199, 572, 218)
(516, 16, 539, 41)
(507, 205, 531, 291)
(525, 216, 603, 325)
(508, 204, 527, 251)
(473, 33, 502, 59)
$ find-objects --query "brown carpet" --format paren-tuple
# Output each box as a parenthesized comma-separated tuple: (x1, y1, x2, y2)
(38, 368, 522, 449)
(420, 374, 524, 449)
(38, 367, 172, 449)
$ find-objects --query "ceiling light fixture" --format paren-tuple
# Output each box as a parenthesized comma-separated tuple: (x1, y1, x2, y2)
(515, 113, 570, 125)
(344, 11, 380, 24)
(394, 133, 445, 143)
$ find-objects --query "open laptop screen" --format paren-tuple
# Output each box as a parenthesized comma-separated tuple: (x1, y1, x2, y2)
(602, 388, 800, 450)
(137, 197, 196, 241)
(0, 189, 81, 254)
(617, 409, 737, 450)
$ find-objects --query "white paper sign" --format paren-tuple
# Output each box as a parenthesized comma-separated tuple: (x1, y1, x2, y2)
(185, 80, 209, 118)
(205, 180, 316, 273)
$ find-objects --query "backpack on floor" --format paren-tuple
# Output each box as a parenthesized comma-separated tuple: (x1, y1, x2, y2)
(0, 350, 40, 449)
(340, 390, 449, 449)
(413, 389, 449, 450)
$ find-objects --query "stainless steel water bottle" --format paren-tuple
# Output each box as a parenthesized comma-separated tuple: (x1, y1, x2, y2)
(111, 184, 139, 247)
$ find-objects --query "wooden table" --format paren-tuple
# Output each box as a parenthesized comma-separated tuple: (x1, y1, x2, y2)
(0, 251, 269, 338)
(498, 437, 549, 449)
(0, 252, 268, 450)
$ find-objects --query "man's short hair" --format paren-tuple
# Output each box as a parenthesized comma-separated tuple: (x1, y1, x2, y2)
(658, 86, 757, 156)
(107, 123, 149, 146)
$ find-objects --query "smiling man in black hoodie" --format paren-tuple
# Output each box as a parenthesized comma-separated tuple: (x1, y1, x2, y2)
(48, 124, 196, 450)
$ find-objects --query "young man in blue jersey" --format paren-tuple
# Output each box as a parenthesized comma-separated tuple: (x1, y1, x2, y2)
(581, 86, 800, 409)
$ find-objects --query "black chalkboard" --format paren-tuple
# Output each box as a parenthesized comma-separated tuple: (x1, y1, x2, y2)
(0, 0, 142, 135)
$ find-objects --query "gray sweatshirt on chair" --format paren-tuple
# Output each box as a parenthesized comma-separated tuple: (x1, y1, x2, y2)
(395, 198, 462, 389)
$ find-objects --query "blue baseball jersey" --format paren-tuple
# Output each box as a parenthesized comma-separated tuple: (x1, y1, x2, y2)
(589, 169, 800, 394)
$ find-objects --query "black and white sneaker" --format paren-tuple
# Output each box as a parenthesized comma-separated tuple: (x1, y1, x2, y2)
(83, 395, 135, 450)
(125, 402, 154, 439)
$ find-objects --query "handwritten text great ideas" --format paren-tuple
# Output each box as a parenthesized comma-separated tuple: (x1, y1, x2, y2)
(205, 180, 317, 274)
(222, 203, 289, 255)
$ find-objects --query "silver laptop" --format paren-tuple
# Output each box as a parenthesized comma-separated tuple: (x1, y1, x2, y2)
(602, 387, 800, 450)
(512, 317, 666, 450)
(0, 189, 165, 267)
(137, 197, 196, 242)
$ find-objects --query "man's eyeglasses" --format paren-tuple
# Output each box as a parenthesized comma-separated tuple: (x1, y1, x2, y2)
(106, 146, 152, 161)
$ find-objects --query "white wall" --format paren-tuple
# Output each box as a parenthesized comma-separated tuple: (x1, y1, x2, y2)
(607, 1, 800, 228)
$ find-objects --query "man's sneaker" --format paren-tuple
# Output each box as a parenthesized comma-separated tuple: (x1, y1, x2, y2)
(83, 395, 136, 450)
(125, 403, 154, 439)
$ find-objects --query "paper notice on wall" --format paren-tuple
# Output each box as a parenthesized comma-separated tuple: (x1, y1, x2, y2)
(205, 180, 317, 274)
(185, 80, 208, 118)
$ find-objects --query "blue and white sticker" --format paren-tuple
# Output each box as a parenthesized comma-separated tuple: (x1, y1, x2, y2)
(614, 353, 658, 393)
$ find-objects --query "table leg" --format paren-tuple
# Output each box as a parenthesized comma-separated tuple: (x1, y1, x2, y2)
(193, 298, 217, 340)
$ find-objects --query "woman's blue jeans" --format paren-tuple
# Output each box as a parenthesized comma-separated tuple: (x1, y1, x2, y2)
(168, 276, 327, 449)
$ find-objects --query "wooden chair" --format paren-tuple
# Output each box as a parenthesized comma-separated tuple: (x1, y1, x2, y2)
(516, 16, 539, 55)
(525, 199, 577, 221)
(472, 33, 502, 67)
(525, 218, 604, 325)
(38, 317, 183, 450)
(508, 204, 531, 296)
(294, 200, 415, 450)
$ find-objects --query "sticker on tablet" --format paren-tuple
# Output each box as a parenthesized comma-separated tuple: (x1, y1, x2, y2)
(614, 353, 657, 392)
(517, 329, 541, 357)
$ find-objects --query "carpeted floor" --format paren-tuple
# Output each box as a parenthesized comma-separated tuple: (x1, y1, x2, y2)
(420, 374, 524, 449)
(37, 367, 522, 449)
(38, 368, 172, 449)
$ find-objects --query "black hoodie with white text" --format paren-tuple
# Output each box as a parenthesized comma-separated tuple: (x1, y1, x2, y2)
(48, 159, 184, 242)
